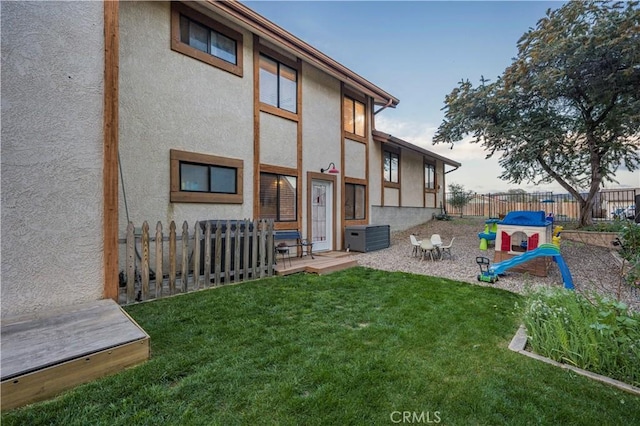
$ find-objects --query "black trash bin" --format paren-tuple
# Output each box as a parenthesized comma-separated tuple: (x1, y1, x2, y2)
(199, 220, 254, 276)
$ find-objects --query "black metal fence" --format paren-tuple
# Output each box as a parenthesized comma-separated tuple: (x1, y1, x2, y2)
(446, 188, 638, 222)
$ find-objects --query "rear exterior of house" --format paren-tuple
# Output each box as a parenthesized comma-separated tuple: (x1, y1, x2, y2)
(1, 0, 460, 318)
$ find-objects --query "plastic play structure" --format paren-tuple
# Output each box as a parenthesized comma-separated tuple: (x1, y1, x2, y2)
(475, 211, 574, 290)
(478, 218, 499, 250)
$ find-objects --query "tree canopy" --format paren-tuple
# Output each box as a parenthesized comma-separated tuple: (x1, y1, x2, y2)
(433, 0, 640, 226)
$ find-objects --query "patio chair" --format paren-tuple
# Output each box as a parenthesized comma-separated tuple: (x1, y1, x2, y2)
(430, 234, 443, 247)
(439, 237, 455, 260)
(410, 234, 422, 257)
(420, 240, 437, 261)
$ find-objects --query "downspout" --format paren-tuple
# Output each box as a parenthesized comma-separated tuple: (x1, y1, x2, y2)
(373, 97, 394, 116)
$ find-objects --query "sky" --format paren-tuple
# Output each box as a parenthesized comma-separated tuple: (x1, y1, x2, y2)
(244, 0, 640, 194)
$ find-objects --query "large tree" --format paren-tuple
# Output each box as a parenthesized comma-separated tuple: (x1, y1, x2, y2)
(433, 0, 640, 226)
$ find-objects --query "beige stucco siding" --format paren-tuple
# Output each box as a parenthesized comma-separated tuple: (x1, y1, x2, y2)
(344, 139, 367, 180)
(384, 188, 400, 206)
(401, 150, 425, 207)
(1, 1, 104, 317)
(301, 63, 342, 245)
(369, 140, 382, 207)
(260, 112, 297, 168)
(118, 1, 254, 233)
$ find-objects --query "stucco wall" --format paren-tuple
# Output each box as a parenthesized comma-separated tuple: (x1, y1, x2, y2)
(371, 206, 439, 232)
(260, 112, 297, 168)
(401, 150, 425, 207)
(1, 1, 105, 317)
(384, 187, 400, 206)
(301, 63, 342, 246)
(118, 1, 254, 235)
(344, 139, 366, 180)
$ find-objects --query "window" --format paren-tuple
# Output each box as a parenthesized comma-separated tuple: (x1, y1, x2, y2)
(425, 163, 435, 190)
(260, 173, 297, 222)
(170, 150, 243, 203)
(259, 54, 297, 113)
(345, 183, 366, 220)
(384, 151, 399, 183)
(171, 3, 243, 76)
(343, 96, 366, 137)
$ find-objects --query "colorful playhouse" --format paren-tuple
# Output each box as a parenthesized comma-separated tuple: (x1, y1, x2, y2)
(494, 210, 554, 277)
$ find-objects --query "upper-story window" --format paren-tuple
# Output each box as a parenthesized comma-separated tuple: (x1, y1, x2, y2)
(425, 162, 435, 190)
(171, 3, 243, 77)
(383, 151, 399, 183)
(259, 54, 297, 113)
(343, 96, 366, 137)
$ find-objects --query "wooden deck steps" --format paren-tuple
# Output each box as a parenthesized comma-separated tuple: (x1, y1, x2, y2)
(1, 299, 149, 411)
(274, 251, 358, 276)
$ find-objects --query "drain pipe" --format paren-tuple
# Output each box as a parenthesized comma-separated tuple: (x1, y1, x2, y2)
(374, 98, 394, 116)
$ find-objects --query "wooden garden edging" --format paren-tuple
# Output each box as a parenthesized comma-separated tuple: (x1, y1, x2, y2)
(121, 219, 274, 305)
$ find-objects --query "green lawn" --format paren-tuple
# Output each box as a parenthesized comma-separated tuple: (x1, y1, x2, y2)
(3, 267, 639, 425)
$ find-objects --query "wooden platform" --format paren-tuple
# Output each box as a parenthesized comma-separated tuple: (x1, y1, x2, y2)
(274, 251, 358, 276)
(1, 299, 149, 411)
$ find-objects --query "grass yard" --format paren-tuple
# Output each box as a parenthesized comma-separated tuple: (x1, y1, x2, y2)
(3, 267, 639, 425)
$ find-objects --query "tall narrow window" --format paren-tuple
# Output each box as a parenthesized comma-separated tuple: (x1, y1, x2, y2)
(425, 163, 435, 190)
(259, 54, 297, 113)
(260, 173, 297, 222)
(384, 151, 399, 183)
(343, 96, 366, 137)
(171, 3, 243, 76)
(345, 183, 366, 220)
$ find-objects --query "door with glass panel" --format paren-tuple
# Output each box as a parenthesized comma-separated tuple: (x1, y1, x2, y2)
(311, 180, 332, 252)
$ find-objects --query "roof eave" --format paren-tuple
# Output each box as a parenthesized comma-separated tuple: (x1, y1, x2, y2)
(203, 0, 399, 107)
(372, 129, 462, 168)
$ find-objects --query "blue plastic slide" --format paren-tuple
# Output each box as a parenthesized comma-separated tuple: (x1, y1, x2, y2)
(489, 244, 574, 289)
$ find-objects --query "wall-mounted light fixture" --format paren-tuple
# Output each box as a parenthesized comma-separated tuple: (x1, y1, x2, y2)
(320, 162, 340, 174)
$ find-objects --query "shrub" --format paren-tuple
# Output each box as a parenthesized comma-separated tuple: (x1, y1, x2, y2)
(521, 288, 640, 386)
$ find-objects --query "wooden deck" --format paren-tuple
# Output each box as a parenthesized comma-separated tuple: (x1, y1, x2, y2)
(274, 251, 358, 276)
(1, 299, 149, 411)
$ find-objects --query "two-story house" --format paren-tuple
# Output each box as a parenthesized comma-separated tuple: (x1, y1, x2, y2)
(1, 0, 461, 318)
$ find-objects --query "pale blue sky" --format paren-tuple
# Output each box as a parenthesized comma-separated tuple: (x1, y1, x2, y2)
(244, 0, 639, 192)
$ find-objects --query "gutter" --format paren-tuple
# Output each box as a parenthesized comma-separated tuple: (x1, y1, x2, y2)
(374, 98, 394, 115)
(445, 165, 460, 174)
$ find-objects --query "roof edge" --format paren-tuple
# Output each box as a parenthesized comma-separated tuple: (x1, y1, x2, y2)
(204, 0, 399, 106)
(372, 129, 462, 168)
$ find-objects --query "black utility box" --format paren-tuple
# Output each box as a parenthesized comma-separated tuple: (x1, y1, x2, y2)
(344, 225, 390, 252)
(199, 220, 254, 274)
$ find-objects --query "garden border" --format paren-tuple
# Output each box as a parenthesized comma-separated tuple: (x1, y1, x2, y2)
(509, 325, 640, 396)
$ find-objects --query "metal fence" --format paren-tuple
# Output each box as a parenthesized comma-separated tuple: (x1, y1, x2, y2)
(445, 188, 638, 221)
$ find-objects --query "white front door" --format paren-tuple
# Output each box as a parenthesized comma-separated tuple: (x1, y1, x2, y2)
(311, 180, 332, 252)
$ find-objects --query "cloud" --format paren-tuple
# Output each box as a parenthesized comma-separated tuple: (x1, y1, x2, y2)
(374, 116, 490, 162)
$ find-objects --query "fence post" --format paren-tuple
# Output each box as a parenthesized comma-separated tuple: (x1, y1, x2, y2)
(259, 220, 266, 279)
(155, 222, 163, 298)
(169, 221, 176, 295)
(243, 219, 250, 281)
(126, 222, 135, 304)
(181, 221, 189, 293)
(205, 221, 212, 287)
(251, 219, 258, 278)
(214, 221, 221, 285)
(234, 221, 241, 282)
(266, 220, 274, 276)
(192, 221, 200, 291)
(141, 221, 150, 301)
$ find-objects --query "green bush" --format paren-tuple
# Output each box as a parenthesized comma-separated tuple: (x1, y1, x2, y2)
(618, 221, 640, 288)
(521, 288, 640, 386)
